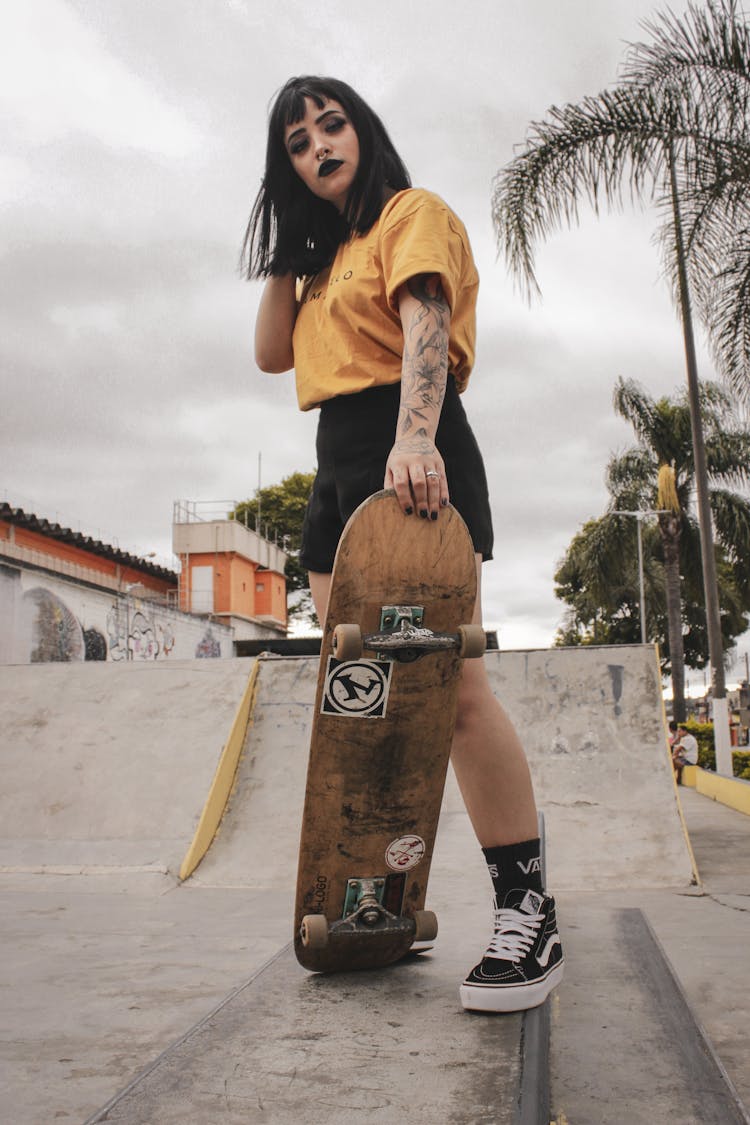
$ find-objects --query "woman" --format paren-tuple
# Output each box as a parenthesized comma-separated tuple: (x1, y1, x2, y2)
(245, 76, 563, 1012)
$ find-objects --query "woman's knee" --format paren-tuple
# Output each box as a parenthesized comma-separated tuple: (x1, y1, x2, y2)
(454, 659, 493, 735)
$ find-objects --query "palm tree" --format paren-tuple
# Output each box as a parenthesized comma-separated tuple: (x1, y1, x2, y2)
(492, 0, 750, 768)
(608, 377, 750, 718)
(554, 378, 750, 719)
(625, 2, 750, 400)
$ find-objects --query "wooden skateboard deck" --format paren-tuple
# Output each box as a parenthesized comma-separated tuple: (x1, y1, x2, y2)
(294, 490, 482, 972)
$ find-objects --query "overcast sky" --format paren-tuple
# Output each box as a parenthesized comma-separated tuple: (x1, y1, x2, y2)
(2, 0, 747, 680)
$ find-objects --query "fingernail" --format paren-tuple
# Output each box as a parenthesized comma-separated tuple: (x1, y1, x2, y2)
(405, 506, 413, 515)
(420, 509, 428, 519)
(431, 512, 438, 520)
(441, 498, 448, 507)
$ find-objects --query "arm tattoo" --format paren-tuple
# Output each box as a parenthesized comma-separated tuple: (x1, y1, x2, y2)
(395, 274, 450, 451)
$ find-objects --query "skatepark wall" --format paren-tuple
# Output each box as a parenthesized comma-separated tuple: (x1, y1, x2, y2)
(0, 645, 696, 891)
(0, 659, 254, 875)
(187, 644, 697, 892)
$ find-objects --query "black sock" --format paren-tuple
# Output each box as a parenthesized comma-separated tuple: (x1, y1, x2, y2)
(483, 838, 544, 898)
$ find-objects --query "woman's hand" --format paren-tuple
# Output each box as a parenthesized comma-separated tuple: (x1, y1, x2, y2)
(386, 273, 452, 517)
(385, 438, 449, 519)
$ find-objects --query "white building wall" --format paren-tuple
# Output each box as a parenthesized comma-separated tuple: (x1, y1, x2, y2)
(0, 561, 233, 664)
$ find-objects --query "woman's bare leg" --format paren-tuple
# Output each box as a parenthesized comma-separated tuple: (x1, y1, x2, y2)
(450, 557, 539, 846)
(308, 571, 332, 626)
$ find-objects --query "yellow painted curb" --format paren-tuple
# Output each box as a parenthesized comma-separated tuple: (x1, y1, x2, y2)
(694, 767, 750, 816)
(179, 660, 261, 881)
(682, 764, 697, 787)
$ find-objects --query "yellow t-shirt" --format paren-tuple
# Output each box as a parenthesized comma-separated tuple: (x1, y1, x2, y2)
(291, 188, 479, 411)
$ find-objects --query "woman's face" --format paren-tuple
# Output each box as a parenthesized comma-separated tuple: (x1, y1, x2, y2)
(283, 97, 360, 213)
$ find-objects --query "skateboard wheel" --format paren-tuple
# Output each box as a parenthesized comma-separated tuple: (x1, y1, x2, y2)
(333, 623, 363, 661)
(412, 909, 438, 942)
(458, 624, 486, 659)
(300, 914, 329, 949)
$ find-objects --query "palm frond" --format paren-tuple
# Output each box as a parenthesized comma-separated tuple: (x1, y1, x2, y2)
(704, 238, 750, 398)
(612, 378, 658, 443)
(492, 86, 677, 296)
(626, 0, 750, 140)
(710, 486, 750, 563)
(605, 447, 655, 507)
(705, 428, 750, 483)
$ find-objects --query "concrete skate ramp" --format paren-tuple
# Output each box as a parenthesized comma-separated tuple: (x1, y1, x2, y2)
(0, 659, 254, 875)
(189, 644, 696, 892)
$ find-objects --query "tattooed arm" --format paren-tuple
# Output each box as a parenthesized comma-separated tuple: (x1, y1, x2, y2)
(385, 273, 451, 517)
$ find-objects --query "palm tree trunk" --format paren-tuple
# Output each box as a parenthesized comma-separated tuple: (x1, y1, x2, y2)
(660, 516, 686, 722)
(668, 145, 732, 769)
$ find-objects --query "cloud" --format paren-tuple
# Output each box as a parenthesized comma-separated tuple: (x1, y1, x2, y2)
(4, 0, 745, 659)
(1, 1, 199, 157)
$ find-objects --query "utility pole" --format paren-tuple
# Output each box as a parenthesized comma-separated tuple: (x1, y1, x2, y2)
(611, 510, 667, 646)
(257, 452, 262, 533)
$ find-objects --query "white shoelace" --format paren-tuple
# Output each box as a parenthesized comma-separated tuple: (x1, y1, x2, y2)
(486, 907, 544, 962)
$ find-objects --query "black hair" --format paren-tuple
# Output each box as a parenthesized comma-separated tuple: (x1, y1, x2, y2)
(242, 76, 411, 279)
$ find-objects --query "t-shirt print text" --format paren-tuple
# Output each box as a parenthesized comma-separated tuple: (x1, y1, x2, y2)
(300, 270, 354, 304)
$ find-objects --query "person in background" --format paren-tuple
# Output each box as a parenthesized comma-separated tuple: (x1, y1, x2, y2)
(672, 723, 699, 785)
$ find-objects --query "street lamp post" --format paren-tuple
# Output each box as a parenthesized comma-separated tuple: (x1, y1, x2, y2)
(611, 509, 668, 646)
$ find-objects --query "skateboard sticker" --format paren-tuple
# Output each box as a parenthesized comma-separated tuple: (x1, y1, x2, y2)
(321, 658, 392, 718)
(385, 835, 426, 871)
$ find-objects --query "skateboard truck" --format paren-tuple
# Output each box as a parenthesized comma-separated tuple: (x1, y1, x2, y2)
(342, 877, 386, 924)
(299, 876, 439, 950)
(333, 607, 486, 663)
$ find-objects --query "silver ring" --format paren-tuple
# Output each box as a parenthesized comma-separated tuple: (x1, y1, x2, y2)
(425, 470, 440, 479)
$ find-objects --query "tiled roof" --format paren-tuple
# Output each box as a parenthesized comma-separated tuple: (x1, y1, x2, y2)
(0, 503, 177, 580)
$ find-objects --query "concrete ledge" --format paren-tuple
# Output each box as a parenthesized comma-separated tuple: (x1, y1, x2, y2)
(687, 767, 750, 816)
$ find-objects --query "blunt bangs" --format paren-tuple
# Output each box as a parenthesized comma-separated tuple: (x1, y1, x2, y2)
(243, 77, 411, 279)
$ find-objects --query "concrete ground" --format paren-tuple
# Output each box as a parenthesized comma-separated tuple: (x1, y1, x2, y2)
(551, 786, 750, 1123)
(1, 653, 749, 1123)
(2, 785, 748, 1123)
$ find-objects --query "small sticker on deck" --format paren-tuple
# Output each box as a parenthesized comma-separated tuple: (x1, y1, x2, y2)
(321, 658, 392, 718)
(385, 835, 426, 871)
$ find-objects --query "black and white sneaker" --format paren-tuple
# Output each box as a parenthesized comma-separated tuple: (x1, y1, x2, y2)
(460, 888, 564, 1012)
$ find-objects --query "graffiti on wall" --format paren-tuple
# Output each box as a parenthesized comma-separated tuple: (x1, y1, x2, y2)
(0, 567, 230, 663)
(25, 587, 86, 663)
(196, 628, 221, 658)
(106, 602, 177, 662)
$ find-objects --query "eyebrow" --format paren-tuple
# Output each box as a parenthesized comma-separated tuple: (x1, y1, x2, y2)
(286, 108, 343, 147)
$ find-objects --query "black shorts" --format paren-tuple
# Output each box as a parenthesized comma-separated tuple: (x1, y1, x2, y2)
(299, 378, 494, 573)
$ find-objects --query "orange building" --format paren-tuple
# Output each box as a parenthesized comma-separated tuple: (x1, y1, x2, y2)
(172, 502, 288, 638)
(1, 501, 288, 665)
(0, 503, 175, 601)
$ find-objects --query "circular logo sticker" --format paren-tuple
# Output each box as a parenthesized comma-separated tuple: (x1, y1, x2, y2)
(322, 659, 391, 718)
(385, 835, 426, 871)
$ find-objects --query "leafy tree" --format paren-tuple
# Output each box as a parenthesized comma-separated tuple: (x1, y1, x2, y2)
(492, 0, 750, 730)
(555, 514, 748, 674)
(233, 471, 316, 623)
(554, 378, 750, 719)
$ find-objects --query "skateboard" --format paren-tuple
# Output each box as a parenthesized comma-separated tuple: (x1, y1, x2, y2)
(294, 489, 485, 972)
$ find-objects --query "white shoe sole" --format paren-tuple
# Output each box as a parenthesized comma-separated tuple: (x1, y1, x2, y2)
(459, 961, 564, 1013)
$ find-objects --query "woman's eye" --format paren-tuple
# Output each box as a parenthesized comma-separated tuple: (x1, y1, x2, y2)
(290, 138, 309, 156)
(325, 117, 346, 134)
